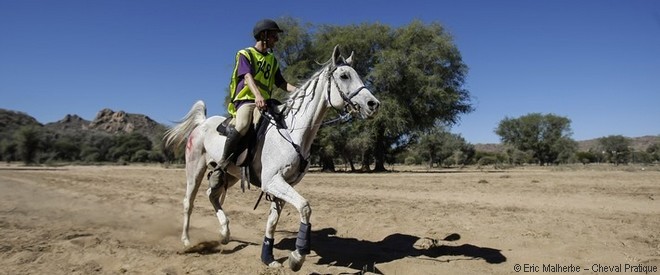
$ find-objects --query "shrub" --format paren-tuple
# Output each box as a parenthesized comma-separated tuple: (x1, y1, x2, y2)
(478, 156, 498, 166)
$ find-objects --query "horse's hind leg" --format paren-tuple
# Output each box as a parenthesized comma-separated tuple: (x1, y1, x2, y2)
(262, 197, 285, 267)
(207, 170, 236, 244)
(182, 156, 206, 247)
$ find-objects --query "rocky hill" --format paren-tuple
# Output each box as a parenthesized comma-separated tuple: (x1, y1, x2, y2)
(0, 109, 43, 140)
(44, 114, 90, 132)
(46, 108, 167, 140)
(2, 108, 167, 142)
(0, 109, 42, 130)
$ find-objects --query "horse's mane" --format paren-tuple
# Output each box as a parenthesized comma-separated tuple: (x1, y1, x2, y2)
(284, 52, 351, 116)
(286, 59, 332, 102)
(283, 59, 334, 117)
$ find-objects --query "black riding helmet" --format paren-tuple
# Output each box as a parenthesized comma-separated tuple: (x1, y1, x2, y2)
(253, 19, 283, 40)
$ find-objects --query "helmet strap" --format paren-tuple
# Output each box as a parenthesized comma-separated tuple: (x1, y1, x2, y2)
(260, 30, 273, 52)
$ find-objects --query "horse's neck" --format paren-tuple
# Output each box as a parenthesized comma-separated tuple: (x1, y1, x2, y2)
(286, 74, 330, 155)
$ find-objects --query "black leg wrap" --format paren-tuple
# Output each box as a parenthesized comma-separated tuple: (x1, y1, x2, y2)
(295, 222, 311, 255)
(261, 237, 276, 265)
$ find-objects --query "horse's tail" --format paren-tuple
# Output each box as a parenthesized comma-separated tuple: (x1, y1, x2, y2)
(164, 100, 207, 149)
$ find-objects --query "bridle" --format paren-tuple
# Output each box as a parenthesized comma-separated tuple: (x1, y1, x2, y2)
(272, 63, 368, 129)
(325, 64, 368, 117)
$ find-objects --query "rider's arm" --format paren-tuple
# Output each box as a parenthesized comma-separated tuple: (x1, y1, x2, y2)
(244, 73, 267, 109)
(275, 69, 297, 92)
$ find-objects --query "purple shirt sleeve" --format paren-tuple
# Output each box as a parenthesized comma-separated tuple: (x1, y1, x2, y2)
(235, 54, 252, 93)
(237, 54, 252, 77)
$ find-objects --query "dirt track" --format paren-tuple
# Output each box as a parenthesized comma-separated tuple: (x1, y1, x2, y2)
(1, 165, 659, 274)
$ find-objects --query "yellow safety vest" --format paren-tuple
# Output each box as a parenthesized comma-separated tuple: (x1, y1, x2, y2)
(227, 47, 279, 116)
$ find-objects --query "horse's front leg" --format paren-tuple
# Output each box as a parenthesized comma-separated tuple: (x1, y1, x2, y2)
(263, 175, 312, 272)
(262, 197, 285, 267)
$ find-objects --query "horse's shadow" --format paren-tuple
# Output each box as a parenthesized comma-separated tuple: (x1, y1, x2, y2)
(179, 239, 257, 255)
(275, 228, 506, 274)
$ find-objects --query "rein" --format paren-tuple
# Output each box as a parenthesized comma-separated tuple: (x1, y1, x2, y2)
(283, 64, 365, 130)
(261, 63, 365, 168)
(252, 63, 365, 210)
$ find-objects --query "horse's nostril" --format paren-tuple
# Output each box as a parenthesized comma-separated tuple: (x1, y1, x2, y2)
(368, 101, 380, 109)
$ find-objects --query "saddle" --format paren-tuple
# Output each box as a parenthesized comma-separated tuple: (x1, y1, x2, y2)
(215, 100, 286, 188)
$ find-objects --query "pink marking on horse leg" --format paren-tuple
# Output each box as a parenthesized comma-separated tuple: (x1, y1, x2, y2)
(186, 133, 194, 153)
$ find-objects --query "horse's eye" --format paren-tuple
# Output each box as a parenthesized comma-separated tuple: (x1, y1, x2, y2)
(340, 73, 349, 80)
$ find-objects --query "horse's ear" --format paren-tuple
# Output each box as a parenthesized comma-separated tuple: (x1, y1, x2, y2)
(332, 45, 342, 67)
(346, 51, 355, 66)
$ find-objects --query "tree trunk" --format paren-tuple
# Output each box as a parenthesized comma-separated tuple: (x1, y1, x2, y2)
(373, 127, 387, 172)
(360, 150, 372, 172)
(320, 154, 335, 172)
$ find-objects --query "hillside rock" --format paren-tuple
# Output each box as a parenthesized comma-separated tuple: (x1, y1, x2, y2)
(44, 114, 90, 132)
(86, 108, 166, 140)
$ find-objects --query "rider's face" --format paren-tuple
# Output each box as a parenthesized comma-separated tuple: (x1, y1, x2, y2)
(266, 32, 279, 48)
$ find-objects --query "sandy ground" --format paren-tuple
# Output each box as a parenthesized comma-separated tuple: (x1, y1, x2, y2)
(1, 164, 659, 275)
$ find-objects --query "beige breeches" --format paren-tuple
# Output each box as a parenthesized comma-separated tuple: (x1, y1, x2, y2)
(232, 103, 261, 136)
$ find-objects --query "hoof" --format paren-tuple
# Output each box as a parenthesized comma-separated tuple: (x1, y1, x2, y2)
(220, 228, 231, 245)
(220, 237, 230, 245)
(219, 233, 230, 245)
(288, 250, 305, 272)
(267, 261, 282, 268)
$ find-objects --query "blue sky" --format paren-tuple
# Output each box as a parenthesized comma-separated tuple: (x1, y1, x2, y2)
(1, 0, 659, 144)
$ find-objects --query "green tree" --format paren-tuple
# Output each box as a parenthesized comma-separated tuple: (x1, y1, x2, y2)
(504, 147, 534, 165)
(285, 21, 393, 171)
(109, 133, 152, 162)
(301, 20, 472, 171)
(238, 18, 474, 171)
(598, 135, 631, 165)
(414, 126, 473, 168)
(52, 135, 81, 161)
(15, 125, 42, 164)
(0, 139, 17, 162)
(575, 151, 598, 164)
(80, 134, 115, 162)
(275, 17, 314, 87)
(646, 143, 659, 162)
(495, 113, 576, 165)
(131, 149, 151, 162)
(368, 21, 473, 171)
(415, 128, 445, 168)
(314, 126, 340, 172)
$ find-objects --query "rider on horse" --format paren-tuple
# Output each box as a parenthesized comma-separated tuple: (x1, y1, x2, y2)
(209, 19, 298, 187)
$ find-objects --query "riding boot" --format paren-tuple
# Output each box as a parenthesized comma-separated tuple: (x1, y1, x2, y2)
(218, 125, 242, 171)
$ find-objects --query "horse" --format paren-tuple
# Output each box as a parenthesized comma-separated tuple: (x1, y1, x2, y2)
(163, 45, 380, 271)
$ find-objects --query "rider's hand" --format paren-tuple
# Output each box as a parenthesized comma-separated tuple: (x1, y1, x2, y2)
(255, 95, 266, 110)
